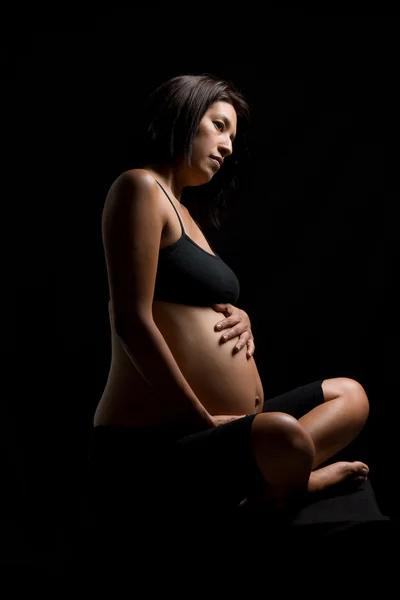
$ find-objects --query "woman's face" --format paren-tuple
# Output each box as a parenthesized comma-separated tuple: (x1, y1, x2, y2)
(187, 101, 237, 185)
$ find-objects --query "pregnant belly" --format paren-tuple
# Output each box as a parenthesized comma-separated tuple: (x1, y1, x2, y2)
(152, 301, 259, 415)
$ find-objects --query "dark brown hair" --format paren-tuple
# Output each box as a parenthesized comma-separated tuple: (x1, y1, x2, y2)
(138, 73, 251, 230)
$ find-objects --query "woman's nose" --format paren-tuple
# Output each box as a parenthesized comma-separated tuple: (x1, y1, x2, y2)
(219, 139, 233, 157)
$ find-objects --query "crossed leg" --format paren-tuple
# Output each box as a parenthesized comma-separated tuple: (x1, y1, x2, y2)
(299, 377, 370, 493)
(249, 377, 370, 506)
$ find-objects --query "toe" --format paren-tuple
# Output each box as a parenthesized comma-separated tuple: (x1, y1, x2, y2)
(353, 461, 369, 473)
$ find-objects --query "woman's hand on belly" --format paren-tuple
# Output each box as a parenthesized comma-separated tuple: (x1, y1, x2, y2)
(212, 303, 255, 359)
(152, 302, 262, 415)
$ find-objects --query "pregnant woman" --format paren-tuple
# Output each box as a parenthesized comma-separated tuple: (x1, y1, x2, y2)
(89, 73, 370, 533)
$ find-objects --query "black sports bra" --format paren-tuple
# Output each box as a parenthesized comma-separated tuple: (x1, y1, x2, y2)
(153, 181, 240, 306)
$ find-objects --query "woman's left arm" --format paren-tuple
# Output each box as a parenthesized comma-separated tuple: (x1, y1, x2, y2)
(212, 303, 255, 359)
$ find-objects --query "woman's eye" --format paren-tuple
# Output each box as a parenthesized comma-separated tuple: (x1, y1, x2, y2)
(214, 121, 224, 131)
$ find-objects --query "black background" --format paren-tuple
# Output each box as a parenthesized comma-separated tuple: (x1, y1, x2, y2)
(2, 11, 399, 568)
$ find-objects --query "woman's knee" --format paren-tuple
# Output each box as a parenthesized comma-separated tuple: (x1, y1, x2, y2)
(251, 412, 315, 464)
(322, 377, 370, 422)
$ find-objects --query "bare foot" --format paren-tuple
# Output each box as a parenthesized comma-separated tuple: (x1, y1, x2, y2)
(241, 461, 369, 515)
(308, 461, 369, 494)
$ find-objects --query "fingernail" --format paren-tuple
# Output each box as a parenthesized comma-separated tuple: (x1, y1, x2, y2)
(215, 323, 222, 330)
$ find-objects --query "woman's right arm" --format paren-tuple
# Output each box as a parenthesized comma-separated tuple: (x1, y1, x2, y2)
(102, 169, 218, 430)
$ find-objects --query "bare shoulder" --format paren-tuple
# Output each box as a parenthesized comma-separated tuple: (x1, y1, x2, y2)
(115, 168, 157, 187)
(101, 167, 168, 250)
(105, 168, 159, 205)
(102, 168, 165, 224)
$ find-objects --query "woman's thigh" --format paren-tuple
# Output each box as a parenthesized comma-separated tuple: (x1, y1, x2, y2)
(262, 380, 324, 420)
(172, 414, 263, 512)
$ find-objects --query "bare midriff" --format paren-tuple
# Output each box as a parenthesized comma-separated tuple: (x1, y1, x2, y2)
(93, 300, 264, 427)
